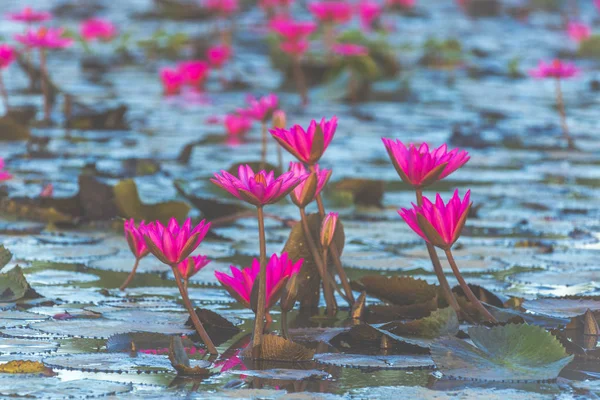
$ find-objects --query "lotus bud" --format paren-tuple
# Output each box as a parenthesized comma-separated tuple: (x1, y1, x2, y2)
(320, 212, 338, 248)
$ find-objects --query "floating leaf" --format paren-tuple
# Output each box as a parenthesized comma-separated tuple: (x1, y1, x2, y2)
(351, 275, 438, 306)
(241, 334, 314, 362)
(43, 352, 175, 374)
(329, 323, 427, 353)
(314, 353, 434, 370)
(367, 298, 438, 323)
(107, 332, 196, 353)
(185, 308, 240, 346)
(381, 307, 459, 339)
(0, 360, 47, 373)
(350, 386, 551, 400)
(523, 298, 600, 318)
(231, 368, 329, 380)
(32, 319, 194, 339)
(431, 324, 574, 382)
(0, 197, 77, 224)
(113, 179, 190, 224)
(0, 376, 132, 399)
(0, 338, 59, 355)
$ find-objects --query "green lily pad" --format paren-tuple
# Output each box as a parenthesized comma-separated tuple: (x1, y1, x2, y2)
(32, 319, 194, 339)
(431, 324, 574, 381)
(381, 307, 460, 339)
(113, 179, 190, 224)
(0, 338, 59, 355)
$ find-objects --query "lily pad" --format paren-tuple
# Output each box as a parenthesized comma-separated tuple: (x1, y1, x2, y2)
(313, 353, 434, 370)
(0, 339, 59, 355)
(241, 334, 315, 362)
(43, 352, 176, 374)
(106, 332, 196, 353)
(431, 324, 574, 381)
(32, 319, 194, 339)
(231, 368, 329, 380)
(381, 307, 460, 339)
(349, 386, 554, 400)
(25, 270, 100, 285)
(523, 298, 600, 318)
(0, 376, 132, 399)
(351, 275, 438, 306)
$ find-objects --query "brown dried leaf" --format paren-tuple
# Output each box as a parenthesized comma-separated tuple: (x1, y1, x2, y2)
(241, 334, 314, 362)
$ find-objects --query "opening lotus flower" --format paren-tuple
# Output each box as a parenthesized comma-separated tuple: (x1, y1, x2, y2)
(399, 190, 471, 250)
(178, 255, 211, 280)
(207, 45, 231, 68)
(124, 219, 150, 259)
(308, 1, 353, 24)
(0, 45, 16, 69)
(215, 253, 303, 310)
(211, 164, 309, 207)
(289, 162, 331, 208)
(529, 59, 579, 79)
(177, 60, 210, 89)
(142, 218, 211, 265)
(270, 116, 337, 165)
(224, 114, 252, 137)
(0, 158, 12, 181)
(382, 139, 470, 188)
(7, 7, 52, 23)
(567, 22, 591, 43)
(80, 18, 117, 42)
(332, 43, 369, 57)
(160, 67, 185, 95)
(238, 93, 278, 122)
(14, 27, 73, 49)
(358, 0, 382, 31)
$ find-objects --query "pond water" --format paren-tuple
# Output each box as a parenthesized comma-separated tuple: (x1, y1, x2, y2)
(0, 0, 599, 398)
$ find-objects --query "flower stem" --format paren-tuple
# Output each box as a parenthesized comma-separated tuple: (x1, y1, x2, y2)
(260, 121, 268, 171)
(444, 248, 497, 323)
(39, 49, 50, 122)
(299, 207, 337, 314)
(281, 310, 289, 339)
(170, 265, 218, 354)
(119, 258, 140, 291)
(277, 144, 283, 173)
(0, 72, 8, 114)
(292, 55, 308, 106)
(252, 206, 268, 358)
(555, 78, 576, 150)
(415, 189, 461, 315)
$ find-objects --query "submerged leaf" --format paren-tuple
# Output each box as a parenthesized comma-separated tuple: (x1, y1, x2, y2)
(185, 308, 241, 346)
(431, 324, 574, 382)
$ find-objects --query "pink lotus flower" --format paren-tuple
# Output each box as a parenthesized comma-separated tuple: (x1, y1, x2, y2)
(160, 67, 185, 95)
(14, 27, 73, 49)
(386, 0, 415, 9)
(40, 183, 53, 197)
(529, 59, 579, 79)
(207, 45, 231, 68)
(211, 164, 309, 207)
(80, 18, 117, 42)
(224, 114, 252, 136)
(381, 139, 470, 188)
(332, 43, 369, 57)
(270, 116, 337, 165)
(7, 7, 52, 23)
(124, 219, 150, 259)
(320, 212, 338, 247)
(215, 253, 303, 309)
(289, 162, 331, 208)
(0, 45, 16, 69)
(0, 158, 11, 181)
(567, 22, 591, 43)
(203, 0, 239, 15)
(177, 60, 210, 89)
(270, 18, 317, 41)
(280, 40, 309, 56)
(308, 1, 353, 24)
(178, 255, 211, 280)
(238, 93, 278, 122)
(142, 218, 211, 265)
(358, 0, 382, 31)
(399, 190, 471, 250)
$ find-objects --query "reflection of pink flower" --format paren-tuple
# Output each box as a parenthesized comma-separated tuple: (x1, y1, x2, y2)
(0, 158, 11, 181)
(567, 22, 591, 43)
(224, 114, 252, 136)
(529, 59, 579, 79)
(7, 7, 52, 23)
(0, 45, 16, 69)
(308, 1, 353, 24)
(215, 350, 246, 373)
(203, 0, 239, 15)
(177, 60, 210, 89)
(160, 67, 184, 95)
(14, 27, 73, 49)
(333, 43, 368, 57)
(358, 0, 382, 31)
(207, 45, 231, 68)
(80, 18, 117, 42)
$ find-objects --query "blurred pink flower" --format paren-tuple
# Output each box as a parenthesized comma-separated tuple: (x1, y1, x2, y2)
(270, 18, 317, 41)
(529, 59, 579, 79)
(177, 60, 210, 89)
(215, 253, 303, 309)
(567, 21, 591, 43)
(0, 45, 16, 69)
(160, 67, 185, 95)
(280, 40, 309, 56)
(7, 7, 52, 23)
(80, 18, 117, 42)
(0, 158, 11, 181)
(308, 1, 353, 24)
(142, 218, 211, 265)
(332, 43, 368, 56)
(270, 116, 337, 164)
(14, 27, 73, 49)
(238, 93, 278, 122)
(40, 183, 53, 198)
(399, 190, 471, 250)
(207, 45, 231, 68)
(358, 0, 382, 30)
(224, 114, 252, 136)
(203, 0, 239, 15)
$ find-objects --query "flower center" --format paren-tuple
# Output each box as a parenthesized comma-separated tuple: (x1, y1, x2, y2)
(254, 172, 267, 185)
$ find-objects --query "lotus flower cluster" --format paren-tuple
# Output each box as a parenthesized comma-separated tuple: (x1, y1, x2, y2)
(358, 0, 382, 30)
(224, 114, 253, 138)
(207, 45, 232, 68)
(211, 164, 309, 207)
(80, 18, 117, 42)
(529, 60, 579, 79)
(382, 139, 470, 188)
(270, 116, 338, 165)
(215, 253, 303, 310)
(333, 43, 369, 57)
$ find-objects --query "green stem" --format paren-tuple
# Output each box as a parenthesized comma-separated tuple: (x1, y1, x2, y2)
(39, 49, 50, 122)
(252, 206, 268, 358)
(555, 78, 576, 150)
